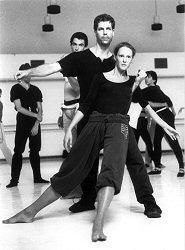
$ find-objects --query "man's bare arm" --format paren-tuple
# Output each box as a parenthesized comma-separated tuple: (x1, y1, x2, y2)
(15, 62, 62, 80)
(14, 99, 42, 121)
(31, 101, 43, 136)
(67, 77, 80, 92)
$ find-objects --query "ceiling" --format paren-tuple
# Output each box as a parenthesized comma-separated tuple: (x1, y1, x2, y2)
(0, 0, 184, 54)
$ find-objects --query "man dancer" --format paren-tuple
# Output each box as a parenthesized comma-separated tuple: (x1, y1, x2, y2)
(60, 32, 88, 198)
(60, 32, 88, 159)
(7, 63, 49, 188)
(15, 14, 161, 218)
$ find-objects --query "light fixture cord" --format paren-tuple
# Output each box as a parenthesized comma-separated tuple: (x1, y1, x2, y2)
(155, 0, 158, 16)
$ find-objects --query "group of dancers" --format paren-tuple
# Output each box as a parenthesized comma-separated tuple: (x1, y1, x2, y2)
(2, 14, 184, 242)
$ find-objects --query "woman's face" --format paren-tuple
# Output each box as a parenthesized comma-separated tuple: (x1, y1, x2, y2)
(115, 46, 133, 72)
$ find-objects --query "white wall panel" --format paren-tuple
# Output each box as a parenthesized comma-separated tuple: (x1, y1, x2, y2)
(0, 52, 184, 160)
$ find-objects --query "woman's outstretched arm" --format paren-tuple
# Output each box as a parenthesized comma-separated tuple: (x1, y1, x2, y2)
(63, 110, 84, 152)
(145, 105, 179, 140)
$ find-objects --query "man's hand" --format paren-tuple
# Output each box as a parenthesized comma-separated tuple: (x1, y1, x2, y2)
(14, 70, 30, 81)
(63, 128, 73, 152)
(132, 70, 147, 92)
(36, 113, 43, 122)
(31, 123, 39, 136)
(136, 69, 147, 81)
(178, 107, 184, 114)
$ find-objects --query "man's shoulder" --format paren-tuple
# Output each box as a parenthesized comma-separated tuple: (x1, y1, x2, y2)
(11, 83, 20, 91)
(149, 85, 160, 92)
(76, 49, 90, 56)
(30, 84, 41, 91)
(57, 50, 90, 67)
(73, 49, 90, 59)
(142, 85, 155, 91)
(63, 49, 89, 58)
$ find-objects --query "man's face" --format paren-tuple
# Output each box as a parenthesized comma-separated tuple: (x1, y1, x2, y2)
(20, 75, 31, 84)
(71, 38, 86, 52)
(95, 21, 114, 47)
(145, 75, 155, 86)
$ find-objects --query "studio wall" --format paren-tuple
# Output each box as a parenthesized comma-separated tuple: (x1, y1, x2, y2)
(0, 52, 184, 160)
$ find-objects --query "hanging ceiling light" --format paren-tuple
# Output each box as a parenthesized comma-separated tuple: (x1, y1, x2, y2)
(176, 0, 185, 13)
(151, 0, 163, 31)
(47, 0, 61, 14)
(42, 15, 54, 32)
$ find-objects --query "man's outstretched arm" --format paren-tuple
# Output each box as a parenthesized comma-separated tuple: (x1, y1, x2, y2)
(15, 62, 62, 80)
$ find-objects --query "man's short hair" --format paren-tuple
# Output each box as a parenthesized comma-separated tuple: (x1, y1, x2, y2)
(0, 88, 2, 94)
(93, 14, 115, 31)
(70, 32, 88, 47)
(19, 63, 31, 70)
(146, 70, 158, 84)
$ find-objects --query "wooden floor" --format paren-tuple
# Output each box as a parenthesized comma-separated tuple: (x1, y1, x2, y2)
(0, 154, 184, 250)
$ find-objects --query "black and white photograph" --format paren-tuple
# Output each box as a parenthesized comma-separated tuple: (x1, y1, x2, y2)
(0, 0, 184, 249)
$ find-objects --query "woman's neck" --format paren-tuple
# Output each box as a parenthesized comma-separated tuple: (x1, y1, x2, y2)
(104, 68, 129, 83)
(112, 67, 127, 78)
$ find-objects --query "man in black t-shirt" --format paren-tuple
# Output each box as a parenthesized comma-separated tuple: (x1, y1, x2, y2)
(15, 14, 162, 218)
(15, 14, 115, 208)
(60, 32, 88, 160)
(6, 63, 49, 188)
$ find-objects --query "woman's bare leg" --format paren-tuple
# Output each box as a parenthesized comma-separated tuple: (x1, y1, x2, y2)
(2, 185, 61, 224)
(92, 186, 114, 242)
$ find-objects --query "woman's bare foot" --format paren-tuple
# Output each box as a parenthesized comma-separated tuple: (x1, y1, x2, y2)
(92, 218, 107, 242)
(2, 209, 34, 224)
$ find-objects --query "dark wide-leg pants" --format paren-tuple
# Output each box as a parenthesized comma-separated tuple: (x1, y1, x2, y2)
(126, 126, 154, 204)
(51, 112, 130, 197)
(80, 114, 155, 204)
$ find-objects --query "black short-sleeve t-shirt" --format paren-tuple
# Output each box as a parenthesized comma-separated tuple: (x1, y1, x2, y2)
(142, 85, 173, 107)
(57, 49, 115, 102)
(132, 87, 148, 108)
(10, 84, 42, 112)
